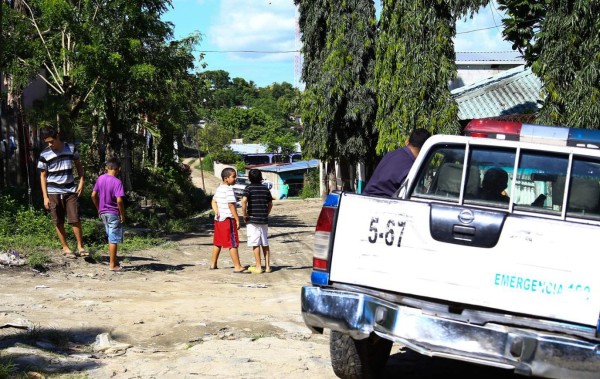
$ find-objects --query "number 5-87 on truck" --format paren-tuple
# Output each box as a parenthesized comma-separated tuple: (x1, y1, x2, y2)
(302, 119, 600, 379)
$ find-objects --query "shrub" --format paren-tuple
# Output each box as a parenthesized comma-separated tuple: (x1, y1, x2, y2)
(300, 168, 320, 199)
(0, 354, 16, 379)
(27, 251, 51, 271)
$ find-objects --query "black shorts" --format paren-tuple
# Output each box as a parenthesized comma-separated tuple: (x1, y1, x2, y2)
(48, 193, 80, 225)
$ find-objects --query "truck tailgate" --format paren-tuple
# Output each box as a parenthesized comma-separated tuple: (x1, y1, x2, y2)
(329, 193, 600, 326)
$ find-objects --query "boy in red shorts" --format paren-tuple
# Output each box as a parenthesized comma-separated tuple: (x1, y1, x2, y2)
(210, 168, 247, 273)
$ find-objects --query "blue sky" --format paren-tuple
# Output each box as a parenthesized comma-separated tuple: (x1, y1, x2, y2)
(162, 0, 514, 88)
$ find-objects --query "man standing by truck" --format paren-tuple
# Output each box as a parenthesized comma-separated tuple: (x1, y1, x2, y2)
(363, 128, 431, 197)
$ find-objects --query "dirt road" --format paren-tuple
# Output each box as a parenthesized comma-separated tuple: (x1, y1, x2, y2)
(0, 163, 519, 378)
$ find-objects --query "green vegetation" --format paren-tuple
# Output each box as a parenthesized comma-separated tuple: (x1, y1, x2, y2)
(0, 354, 16, 379)
(498, 0, 600, 128)
(295, 0, 378, 185)
(300, 169, 320, 199)
(0, 191, 199, 270)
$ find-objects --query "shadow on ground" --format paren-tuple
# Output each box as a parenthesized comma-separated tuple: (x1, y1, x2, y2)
(0, 326, 109, 375)
(384, 347, 522, 378)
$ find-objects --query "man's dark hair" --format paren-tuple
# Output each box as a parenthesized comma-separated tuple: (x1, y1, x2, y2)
(248, 169, 263, 184)
(408, 128, 431, 148)
(221, 167, 236, 180)
(40, 127, 58, 140)
(106, 157, 121, 170)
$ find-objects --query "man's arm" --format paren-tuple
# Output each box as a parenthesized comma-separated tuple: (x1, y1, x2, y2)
(117, 197, 125, 223)
(267, 200, 273, 215)
(74, 159, 85, 197)
(40, 170, 50, 209)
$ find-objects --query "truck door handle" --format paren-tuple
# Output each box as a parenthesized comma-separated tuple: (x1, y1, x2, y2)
(453, 225, 475, 236)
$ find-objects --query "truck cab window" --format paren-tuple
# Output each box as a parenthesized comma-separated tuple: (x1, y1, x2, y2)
(412, 145, 466, 202)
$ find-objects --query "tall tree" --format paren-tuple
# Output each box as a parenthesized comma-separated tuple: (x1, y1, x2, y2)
(295, 0, 378, 188)
(375, 0, 489, 153)
(499, 0, 600, 128)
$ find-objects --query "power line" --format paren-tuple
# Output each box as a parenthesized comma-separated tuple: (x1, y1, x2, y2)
(456, 25, 501, 35)
(196, 50, 299, 54)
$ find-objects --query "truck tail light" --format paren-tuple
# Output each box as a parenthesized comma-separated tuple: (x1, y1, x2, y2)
(312, 193, 340, 274)
(313, 207, 334, 271)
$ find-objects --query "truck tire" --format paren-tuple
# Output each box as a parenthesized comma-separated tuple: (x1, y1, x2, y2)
(329, 331, 393, 379)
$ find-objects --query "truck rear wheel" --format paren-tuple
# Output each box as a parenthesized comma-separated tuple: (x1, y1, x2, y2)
(329, 331, 393, 379)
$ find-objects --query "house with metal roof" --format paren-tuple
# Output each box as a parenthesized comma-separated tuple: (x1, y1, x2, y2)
(451, 65, 543, 121)
(451, 51, 525, 90)
(256, 159, 319, 199)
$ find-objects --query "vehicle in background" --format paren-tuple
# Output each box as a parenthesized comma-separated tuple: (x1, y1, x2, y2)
(243, 153, 302, 165)
(232, 176, 249, 207)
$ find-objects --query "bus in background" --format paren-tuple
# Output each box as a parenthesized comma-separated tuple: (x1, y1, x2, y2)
(243, 153, 302, 165)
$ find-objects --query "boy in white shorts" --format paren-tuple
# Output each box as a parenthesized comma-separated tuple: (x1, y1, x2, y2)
(241, 169, 273, 273)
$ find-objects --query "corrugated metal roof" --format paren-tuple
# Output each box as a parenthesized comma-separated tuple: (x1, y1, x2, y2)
(451, 65, 543, 120)
(259, 159, 319, 173)
(456, 51, 524, 63)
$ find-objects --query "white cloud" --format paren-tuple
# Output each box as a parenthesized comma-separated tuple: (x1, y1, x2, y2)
(455, 2, 513, 52)
(209, 0, 296, 62)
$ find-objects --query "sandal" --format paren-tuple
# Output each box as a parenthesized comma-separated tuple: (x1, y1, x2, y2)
(62, 251, 77, 259)
(78, 250, 89, 257)
(248, 266, 264, 274)
(109, 266, 123, 271)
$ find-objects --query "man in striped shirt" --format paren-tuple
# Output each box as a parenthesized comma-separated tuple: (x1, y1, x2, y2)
(38, 128, 87, 259)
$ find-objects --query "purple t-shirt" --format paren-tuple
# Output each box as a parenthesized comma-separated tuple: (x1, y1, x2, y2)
(93, 174, 125, 215)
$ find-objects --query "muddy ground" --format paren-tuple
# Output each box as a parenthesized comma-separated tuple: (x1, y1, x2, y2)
(0, 163, 519, 378)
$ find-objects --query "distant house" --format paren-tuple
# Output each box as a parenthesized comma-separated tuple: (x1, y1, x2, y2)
(451, 51, 525, 90)
(452, 65, 543, 123)
(259, 159, 319, 198)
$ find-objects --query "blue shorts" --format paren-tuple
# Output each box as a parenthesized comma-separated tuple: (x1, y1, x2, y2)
(101, 213, 123, 244)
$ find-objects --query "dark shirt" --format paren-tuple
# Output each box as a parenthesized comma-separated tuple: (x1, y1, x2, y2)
(363, 146, 415, 197)
(242, 183, 273, 224)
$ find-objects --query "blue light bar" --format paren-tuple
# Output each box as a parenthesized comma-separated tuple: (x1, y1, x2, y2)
(568, 128, 600, 149)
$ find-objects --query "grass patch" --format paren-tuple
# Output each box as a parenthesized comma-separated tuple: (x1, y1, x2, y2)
(27, 251, 51, 271)
(0, 354, 17, 379)
(27, 326, 71, 350)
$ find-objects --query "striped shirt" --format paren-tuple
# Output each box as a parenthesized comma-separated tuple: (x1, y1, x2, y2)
(214, 184, 237, 221)
(37, 143, 79, 194)
(242, 183, 273, 224)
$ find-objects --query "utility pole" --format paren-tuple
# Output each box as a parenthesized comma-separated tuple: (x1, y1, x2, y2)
(0, 0, 5, 189)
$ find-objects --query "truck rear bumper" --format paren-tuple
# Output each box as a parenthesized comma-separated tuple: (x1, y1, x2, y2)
(301, 286, 600, 378)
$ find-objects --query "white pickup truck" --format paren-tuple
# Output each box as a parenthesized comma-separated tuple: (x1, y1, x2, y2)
(302, 119, 600, 379)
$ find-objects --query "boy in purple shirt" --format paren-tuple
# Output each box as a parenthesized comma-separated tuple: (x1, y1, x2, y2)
(91, 157, 126, 271)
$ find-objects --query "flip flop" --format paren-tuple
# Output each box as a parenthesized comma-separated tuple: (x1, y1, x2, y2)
(78, 250, 89, 257)
(109, 266, 124, 271)
(62, 251, 77, 259)
(248, 266, 264, 274)
(233, 269, 249, 274)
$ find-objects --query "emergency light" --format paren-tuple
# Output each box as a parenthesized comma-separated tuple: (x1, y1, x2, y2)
(464, 119, 600, 149)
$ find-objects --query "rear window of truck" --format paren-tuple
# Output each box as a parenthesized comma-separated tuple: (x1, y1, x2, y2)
(412, 143, 600, 220)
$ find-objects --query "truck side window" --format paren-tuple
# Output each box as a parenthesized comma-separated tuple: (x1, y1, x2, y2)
(412, 145, 466, 202)
(563, 157, 600, 219)
(464, 147, 516, 209)
(513, 151, 568, 215)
